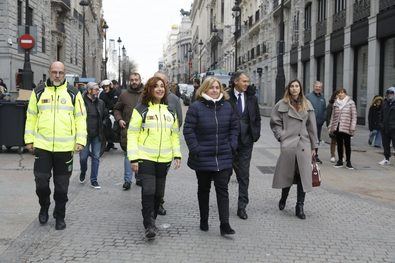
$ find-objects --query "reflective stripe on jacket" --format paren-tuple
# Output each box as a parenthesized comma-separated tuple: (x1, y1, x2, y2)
(127, 103, 181, 163)
(24, 81, 87, 152)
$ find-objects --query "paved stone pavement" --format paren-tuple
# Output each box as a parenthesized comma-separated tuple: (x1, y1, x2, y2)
(1, 116, 394, 263)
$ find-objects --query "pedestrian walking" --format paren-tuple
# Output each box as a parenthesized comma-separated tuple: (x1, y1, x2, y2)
(379, 87, 395, 165)
(100, 79, 120, 151)
(183, 77, 239, 236)
(368, 95, 383, 148)
(270, 79, 318, 219)
(306, 81, 326, 163)
(127, 76, 181, 239)
(114, 72, 144, 190)
(228, 72, 261, 220)
(153, 71, 183, 216)
(326, 91, 339, 163)
(191, 78, 200, 103)
(79, 82, 108, 189)
(24, 61, 87, 230)
(329, 88, 357, 169)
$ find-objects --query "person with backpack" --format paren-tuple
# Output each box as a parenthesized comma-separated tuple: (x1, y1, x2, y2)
(114, 72, 144, 190)
(127, 76, 181, 239)
(24, 61, 87, 230)
(79, 82, 108, 189)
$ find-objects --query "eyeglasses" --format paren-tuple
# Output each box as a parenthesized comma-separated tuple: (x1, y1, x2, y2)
(50, 71, 65, 75)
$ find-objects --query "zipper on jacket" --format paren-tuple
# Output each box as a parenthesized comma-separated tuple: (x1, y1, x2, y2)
(214, 103, 219, 171)
(52, 91, 56, 151)
(69, 114, 73, 135)
(157, 105, 163, 162)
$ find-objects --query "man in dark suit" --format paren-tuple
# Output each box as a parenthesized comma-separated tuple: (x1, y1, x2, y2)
(228, 72, 261, 220)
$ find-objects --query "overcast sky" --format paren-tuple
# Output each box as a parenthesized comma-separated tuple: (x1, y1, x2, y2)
(102, 0, 193, 81)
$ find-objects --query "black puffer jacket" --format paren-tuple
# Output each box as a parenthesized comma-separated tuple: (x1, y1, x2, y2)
(381, 99, 395, 133)
(83, 93, 108, 141)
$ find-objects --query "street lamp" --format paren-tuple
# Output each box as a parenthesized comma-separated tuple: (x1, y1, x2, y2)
(232, 0, 241, 73)
(21, 0, 33, 90)
(102, 20, 109, 79)
(80, 0, 89, 78)
(188, 46, 192, 83)
(198, 39, 203, 73)
(117, 37, 122, 84)
(275, 0, 285, 102)
(122, 45, 126, 88)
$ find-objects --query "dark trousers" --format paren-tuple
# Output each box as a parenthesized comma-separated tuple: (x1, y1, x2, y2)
(382, 130, 395, 160)
(233, 142, 253, 209)
(281, 173, 305, 205)
(315, 123, 323, 157)
(139, 160, 170, 229)
(33, 149, 73, 219)
(196, 169, 231, 224)
(335, 131, 351, 163)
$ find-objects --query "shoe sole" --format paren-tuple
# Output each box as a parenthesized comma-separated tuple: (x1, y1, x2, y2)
(346, 167, 354, 170)
(79, 180, 85, 184)
(90, 185, 101, 189)
(333, 165, 343, 168)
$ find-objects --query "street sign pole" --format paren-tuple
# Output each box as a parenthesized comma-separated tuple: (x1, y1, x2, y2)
(21, 0, 33, 90)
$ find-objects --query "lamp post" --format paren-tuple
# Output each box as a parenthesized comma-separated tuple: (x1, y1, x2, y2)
(21, 0, 33, 90)
(232, 0, 241, 73)
(102, 21, 109, 79)
(198, 39, 203, 74)
(188, 46, 192, 83)
(80, 0, 89, 78)
(275, 0, 285, 102)
(122, 45, 126, 88)
(117, 37, 122, 84)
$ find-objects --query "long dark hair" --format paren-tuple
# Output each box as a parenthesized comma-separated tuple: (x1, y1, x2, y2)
(283, 79, 309, 111)
(140, 77, 168, 105)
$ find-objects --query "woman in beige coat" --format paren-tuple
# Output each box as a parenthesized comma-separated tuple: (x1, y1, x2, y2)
(270, 79, 318, 219)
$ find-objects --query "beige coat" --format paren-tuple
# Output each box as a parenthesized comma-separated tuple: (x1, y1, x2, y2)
(270, 99, 318, 192)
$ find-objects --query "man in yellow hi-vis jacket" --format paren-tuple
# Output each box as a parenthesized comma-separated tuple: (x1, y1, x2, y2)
(24, 61, 87, 230)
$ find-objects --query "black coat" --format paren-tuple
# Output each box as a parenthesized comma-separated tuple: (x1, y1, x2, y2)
(228, 87, 261, 143)
(183, 97, 239, 171)
(83, 93, 108, 141)
(381, 99, 395, 133)
(368, 105, 382, 131)
(99, 88, 121, 113)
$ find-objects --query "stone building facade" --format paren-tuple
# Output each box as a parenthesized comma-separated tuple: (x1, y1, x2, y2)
(0, 0, 104, 91)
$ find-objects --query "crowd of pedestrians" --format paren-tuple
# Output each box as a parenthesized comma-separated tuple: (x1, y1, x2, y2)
(22, 60, 394, 240)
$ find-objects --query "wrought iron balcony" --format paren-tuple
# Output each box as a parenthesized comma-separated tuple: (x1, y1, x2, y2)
(353, 0, 370, 22)
(333, 9, 346, 32)
(379, 0, 395, 12)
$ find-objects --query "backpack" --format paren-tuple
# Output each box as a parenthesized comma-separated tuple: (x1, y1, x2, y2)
(34, 82, 79, 106)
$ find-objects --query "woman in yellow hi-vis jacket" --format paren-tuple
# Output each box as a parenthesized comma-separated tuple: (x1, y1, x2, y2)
(127, 76, 181, 239)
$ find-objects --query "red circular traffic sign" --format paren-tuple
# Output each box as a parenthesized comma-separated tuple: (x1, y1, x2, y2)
(19, 34, 35, 50)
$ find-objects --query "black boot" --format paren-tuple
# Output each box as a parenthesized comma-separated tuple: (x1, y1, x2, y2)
(38, 206, 49, 224)
(279, 187, 290, 210)
(220, 223, 235, 236)
(145, 226, 156, 239)
(295, 183, 306, 219)
(55, 218, 66, 230)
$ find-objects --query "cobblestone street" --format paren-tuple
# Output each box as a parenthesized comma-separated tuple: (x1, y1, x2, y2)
(1, 117, 394, 263)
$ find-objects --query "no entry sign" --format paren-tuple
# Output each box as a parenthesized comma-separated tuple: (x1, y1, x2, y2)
(19, 34, 35, 50)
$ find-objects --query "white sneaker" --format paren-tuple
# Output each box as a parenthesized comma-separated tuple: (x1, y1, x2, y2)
(330, 157, 336, 163)
(379, 159, 390, 165)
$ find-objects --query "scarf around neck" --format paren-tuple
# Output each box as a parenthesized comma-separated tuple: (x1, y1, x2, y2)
(202, 93, 223, 102)
(336, 95, 350, 110)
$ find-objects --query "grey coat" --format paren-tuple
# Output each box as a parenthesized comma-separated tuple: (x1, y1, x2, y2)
(270, 99, 318, 192)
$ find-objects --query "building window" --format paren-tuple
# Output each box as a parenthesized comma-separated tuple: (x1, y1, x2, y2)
(221, 0, 224, 23)
(303, 60, 310, 94)
(354, 44, 368, 125)
(317, 0, 327, 22)
(304, 4, 312, 30)
(292, 11, 300, 44)
(17, 0, 23, 25)
(333, 51, 344, 92)
(335, 0, 346, 14)
(26, 6, 33, 26)
(382, 37, 395, 93)
(41, 24, 46, 53)
(316, 56, 325, 83)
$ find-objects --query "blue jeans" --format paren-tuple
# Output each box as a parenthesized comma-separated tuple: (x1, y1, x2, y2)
(79, 136, 101, 183)
(124, 151, 134, 183)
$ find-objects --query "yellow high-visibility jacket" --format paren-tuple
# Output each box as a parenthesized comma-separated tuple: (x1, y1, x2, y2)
(24, 81, 87, 152)
(127, 102, 181, 163)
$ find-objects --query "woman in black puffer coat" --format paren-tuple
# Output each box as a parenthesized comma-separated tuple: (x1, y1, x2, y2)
(183, 77, 239, 236)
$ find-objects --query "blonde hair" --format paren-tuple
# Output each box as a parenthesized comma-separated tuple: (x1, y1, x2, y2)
(283, 79, 309, 112)
(195, 77, 229, 100)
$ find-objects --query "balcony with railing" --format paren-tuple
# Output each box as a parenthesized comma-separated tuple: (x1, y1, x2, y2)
(51, 0, 71, 12)
(379, 0, 395, 12)
(333, 9, 346, 31)
(353, 0, 370, 22)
